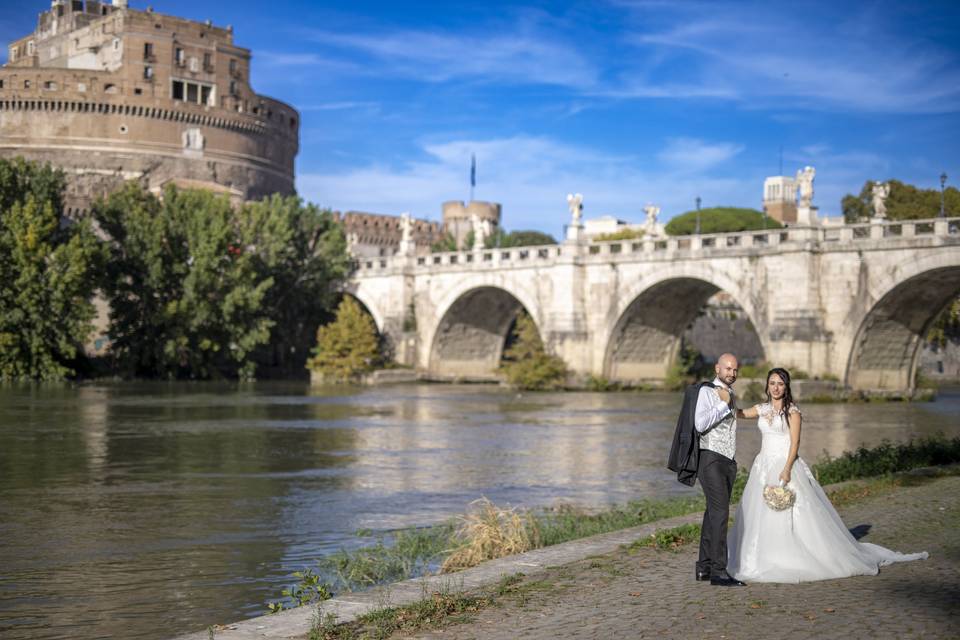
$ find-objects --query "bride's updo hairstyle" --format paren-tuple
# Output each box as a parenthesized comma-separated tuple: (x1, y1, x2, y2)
(765, 367, 795, 415)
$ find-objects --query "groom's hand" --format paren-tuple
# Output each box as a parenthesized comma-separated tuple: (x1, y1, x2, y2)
(716, 388, 731, 404)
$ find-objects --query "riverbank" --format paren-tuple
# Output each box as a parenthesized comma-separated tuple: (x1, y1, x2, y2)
(342, 371, 938, 403)
(181, 465, 960, 640)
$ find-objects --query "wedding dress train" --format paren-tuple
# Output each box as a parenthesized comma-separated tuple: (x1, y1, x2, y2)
(727, 403, 928, 583)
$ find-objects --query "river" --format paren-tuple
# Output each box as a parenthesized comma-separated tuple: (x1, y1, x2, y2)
(0, 382, 957, 639)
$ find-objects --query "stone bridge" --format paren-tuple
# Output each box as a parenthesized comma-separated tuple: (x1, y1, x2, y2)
(346, 218, 960, 392)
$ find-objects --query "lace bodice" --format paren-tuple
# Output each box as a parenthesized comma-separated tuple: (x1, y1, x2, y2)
(755, 402, 800, 453)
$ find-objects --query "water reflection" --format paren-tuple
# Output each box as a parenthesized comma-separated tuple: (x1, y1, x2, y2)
(0, 383, 957, 640)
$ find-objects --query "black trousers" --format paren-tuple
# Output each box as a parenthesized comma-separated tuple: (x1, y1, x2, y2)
(697, 449, 737, 577)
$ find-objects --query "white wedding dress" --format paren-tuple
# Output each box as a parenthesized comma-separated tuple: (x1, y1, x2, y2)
(727, 403, 928, 583)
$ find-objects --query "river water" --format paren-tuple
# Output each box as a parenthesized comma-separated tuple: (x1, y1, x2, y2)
(1, 382, 957, 639)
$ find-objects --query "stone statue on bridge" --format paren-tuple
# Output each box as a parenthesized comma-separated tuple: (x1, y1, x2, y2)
(567, 193, 583, 226)
(470, 213, 491, 249)
(872, 181, 890, 219)
(796, 166, 815, 207)
(398, 212, 414, 256)
(643, 204, 660, 236)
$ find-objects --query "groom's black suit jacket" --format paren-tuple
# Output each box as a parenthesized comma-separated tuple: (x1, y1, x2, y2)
(667, 381, 717, 486)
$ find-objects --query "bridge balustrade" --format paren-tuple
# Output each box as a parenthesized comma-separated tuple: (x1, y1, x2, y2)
(350, 217, 960, 276)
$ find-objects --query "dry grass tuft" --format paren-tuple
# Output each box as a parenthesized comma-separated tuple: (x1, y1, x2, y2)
(440, 497, 541, 573)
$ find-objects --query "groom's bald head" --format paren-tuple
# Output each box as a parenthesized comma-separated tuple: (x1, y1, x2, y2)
(715, 353, 739, 385)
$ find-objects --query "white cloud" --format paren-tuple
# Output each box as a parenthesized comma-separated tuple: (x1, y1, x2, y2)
(297, 135, 758, 233)
(657, 138, 745, 173)
(298, 25, 598, 89)
(620, 7, 960, 114)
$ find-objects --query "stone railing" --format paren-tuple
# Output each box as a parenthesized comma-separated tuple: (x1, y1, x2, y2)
(352, 217, 960, 275)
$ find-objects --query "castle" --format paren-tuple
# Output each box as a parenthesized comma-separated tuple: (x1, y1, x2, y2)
(0, 0, 299, 215)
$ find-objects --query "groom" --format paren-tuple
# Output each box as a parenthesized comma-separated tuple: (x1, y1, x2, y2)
(694, 353, 746, 587)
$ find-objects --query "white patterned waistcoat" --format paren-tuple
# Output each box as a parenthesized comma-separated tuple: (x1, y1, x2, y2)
(700, 395, 737, 461)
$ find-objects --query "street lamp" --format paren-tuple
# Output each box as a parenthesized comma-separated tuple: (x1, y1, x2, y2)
(941, 172, 948, 218)
(695, 196, 702, 234)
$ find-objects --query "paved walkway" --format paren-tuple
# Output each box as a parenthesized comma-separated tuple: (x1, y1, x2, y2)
(409, 474, 960, 640)
(181, 471, 959, 640)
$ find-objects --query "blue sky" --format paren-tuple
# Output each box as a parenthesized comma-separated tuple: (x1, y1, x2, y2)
(3, 1, 959, 236)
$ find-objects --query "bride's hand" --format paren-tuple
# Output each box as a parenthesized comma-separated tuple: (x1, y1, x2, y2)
(779, 469, 791, 485)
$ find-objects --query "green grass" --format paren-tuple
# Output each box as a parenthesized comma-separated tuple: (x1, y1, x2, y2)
(812, 435, 960, 485)
(626, 523, 702, 552)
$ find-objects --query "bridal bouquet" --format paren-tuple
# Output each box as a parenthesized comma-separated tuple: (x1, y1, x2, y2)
(763, 482, 796, 511)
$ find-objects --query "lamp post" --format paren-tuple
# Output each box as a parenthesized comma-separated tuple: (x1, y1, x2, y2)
(695, 196, 702, 234)
(941, 172, 948, 218)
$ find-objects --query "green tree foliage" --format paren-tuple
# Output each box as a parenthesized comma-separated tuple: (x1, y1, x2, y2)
(0, 158, 103, 380)
(499, 310, 567, 390)
(95, 185, 273, 379)
(430, 232, 457, 253)
(841, 179, 960, 223)
(485, 229, 557, 248)
(307, 296, 380, 382)
(244, 195, 349, 373)
(928, 298, 960, 347)
(665, 207, 782, 236)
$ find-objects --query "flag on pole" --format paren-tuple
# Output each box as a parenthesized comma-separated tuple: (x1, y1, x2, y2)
(470, 153, 476, 188)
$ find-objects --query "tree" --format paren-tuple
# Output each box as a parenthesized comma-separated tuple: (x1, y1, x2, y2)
(593, 228, 644, 242)
(95, 184, 276, 379)
(307, 296, 380, 382)
(499, 310, 567, 390)
(430, 232, 457, 253)
(841, 179, 960, 223)
(485, 229, 557, 248)
(665, 207, 781, 236)
(0, 158, 103, 380)
(244, 195, 349, 374)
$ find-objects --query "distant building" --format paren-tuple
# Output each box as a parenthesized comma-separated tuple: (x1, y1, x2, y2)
(763, 175, 798, 224)
(441, 200, 501, 249)
(335, 210, 442, 258)
(0, 0, 298, 215)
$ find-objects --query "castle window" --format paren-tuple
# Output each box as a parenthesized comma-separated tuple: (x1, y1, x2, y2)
(27, 41, 35, 56)
(72, 1, 83, 11)
(175, 47, 185, 66)
(0, 80, 4, 90)
(113, 38, 120, 50)
(143, 65, 154, 80)
(43, 81, 57, 90)
(229, 80, 237, 96)
(229, 59, 236, 74)
(203, 52, 212, 71)
(134, 87, 142, 95)
(24, 80, 31, 89)
(171, 79, 214, 105)
(143, 42, 154, 61)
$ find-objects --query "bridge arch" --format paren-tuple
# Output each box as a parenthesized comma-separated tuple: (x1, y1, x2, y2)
(844, 250, 960, 391)
(426, 283, 544, 380)
(603, 265, 766, 382)
(341, 284, 385, 333)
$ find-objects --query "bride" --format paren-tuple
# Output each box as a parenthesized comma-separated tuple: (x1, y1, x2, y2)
(727, 367, 928, 583)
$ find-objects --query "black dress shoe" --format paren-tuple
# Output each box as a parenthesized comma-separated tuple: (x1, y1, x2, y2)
(696, 570, 711, 581)
(710, 573, 746, 587)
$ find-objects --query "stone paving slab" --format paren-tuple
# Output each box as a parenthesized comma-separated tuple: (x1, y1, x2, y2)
(177, 471, 959, 640)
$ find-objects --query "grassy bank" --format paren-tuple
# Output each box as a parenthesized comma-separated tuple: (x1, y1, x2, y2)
(270, 435, 960, 612)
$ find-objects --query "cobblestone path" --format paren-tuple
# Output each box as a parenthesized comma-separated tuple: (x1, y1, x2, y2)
(406, 475, 960, 640)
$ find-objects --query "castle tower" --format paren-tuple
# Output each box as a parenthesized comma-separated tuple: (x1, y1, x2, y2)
(441, 200, 501, 249)
(0, 0, 298, 216)
(762, 176, 798, 224)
